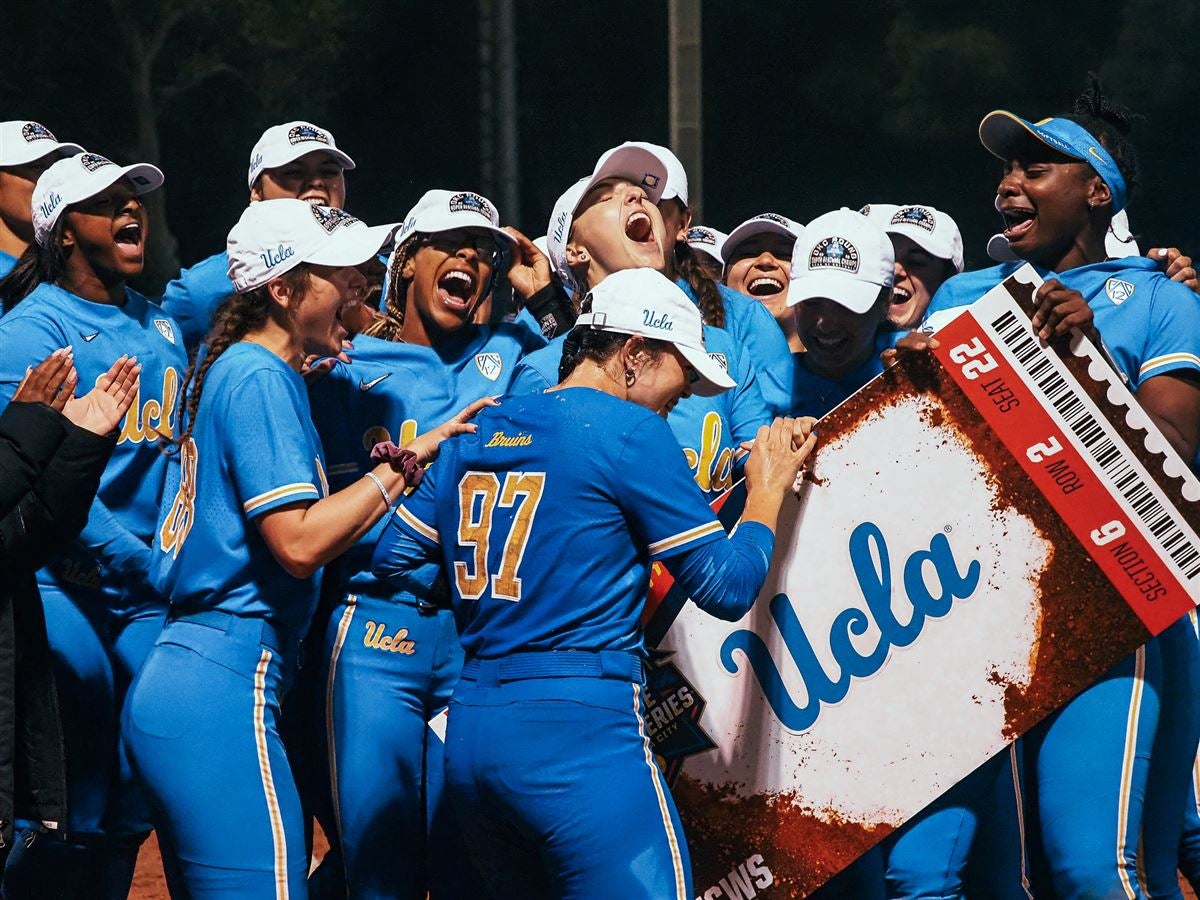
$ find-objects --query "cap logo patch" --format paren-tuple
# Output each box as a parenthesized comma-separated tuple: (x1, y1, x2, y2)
(449, 192, 494, 222)
(708, 352, 727, 371)
(153, 318, 176, 345)
(474, 352, 502, 381)
(310, 205, 359, 234)
(1104, 277, 1134, 305)
(260, 243, 295, 270)
(891, 206, 936, 233)
(809, 236, 860, 273)
(80, 153, 114, 172)
(755, 213, 789, 226)
(686, 227, 717, 246)
(288, 124, 330, 146)
(22, 122, 55, 143)
(643, 308, 674, 331)
(858, 204, 871, 215)
(38, 192, 63, 220)
(641, 172, 661, 190)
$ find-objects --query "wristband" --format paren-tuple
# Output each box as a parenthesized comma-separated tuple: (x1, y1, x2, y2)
(364, 471, 393, 509)
(370, 442, 425, 488)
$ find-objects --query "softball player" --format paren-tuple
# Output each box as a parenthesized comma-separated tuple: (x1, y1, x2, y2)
(923, 87, 1200, 897)
(859, 202, 964, 330)
(310, 188, 545, 898)
(372, 266, 816, 899)
(122, 199, 480, 896)
(550, 141, 795, 417)
(722, 213, 806, 350)
(160, 120, 355, 350)
(515, 159, 769, 502)
(0, 121, 83, 279)
(0, 152, 185, 898)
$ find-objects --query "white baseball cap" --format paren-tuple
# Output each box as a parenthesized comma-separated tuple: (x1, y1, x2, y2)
(721, 213, 805, 264)
(861, 203, 964, 273)
(686, 225, 727, 263)
(608, 141, 689, 205)
(247, 121, 356, 189)
(574, 268, 735, 397)
(986, 206, 1140, 262)
(32, 152, 164, 247)
(546, 145, 669, 294)
(226, 199, 395, 292)
(394, 189, 515, 249)
(1, 121, 84, 167)
(789, 208, 895, 314)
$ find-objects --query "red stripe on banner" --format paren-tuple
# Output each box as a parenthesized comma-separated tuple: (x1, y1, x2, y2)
(933, 313, 1193, 635)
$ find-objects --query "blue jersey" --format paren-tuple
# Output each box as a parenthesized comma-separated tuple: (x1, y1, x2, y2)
(373, 389, 727, 659)
(509, 324, 770, 501)
(309, 324, 545, 597)
(153, 342, 328, 631)
(926, 258, 1200, 391)
(678, 279, 794, 418)
(0, 283, 187, 577)
(159, 251, 234, 351)
(0, 249, 15, 280)
(789, 332, 892, 418)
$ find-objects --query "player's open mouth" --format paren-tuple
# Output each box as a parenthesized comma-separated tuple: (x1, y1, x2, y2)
(624, 210, 655, 244)
(437, 269, 476, 311)
(113, 222, 143, 258)
(300, 193, 330, 206)
(890, 286, 912, 306)
(1001, 206, 1036, 241)
(747, 276, 785, 297)
(809, 330, 849, 353)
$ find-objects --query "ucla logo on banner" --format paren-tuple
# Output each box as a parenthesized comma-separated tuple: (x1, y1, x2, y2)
(720, 521, 981, 732)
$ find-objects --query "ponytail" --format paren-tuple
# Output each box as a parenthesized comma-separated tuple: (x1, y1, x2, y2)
(171, 267, 308, 449)
(673, 242, 725, 329)
(1061, 73, 1141, 204)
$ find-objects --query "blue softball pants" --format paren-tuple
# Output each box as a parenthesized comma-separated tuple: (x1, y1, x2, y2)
(444, 652, 693, 900)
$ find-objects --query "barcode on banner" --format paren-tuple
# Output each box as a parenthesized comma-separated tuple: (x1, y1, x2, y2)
(991, 310, 1200, 580)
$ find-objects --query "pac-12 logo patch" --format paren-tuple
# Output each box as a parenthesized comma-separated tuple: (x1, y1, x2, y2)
(891, 205, 937, 233)
(449, 192, 494, 222)
(809, 236, 859, 273)
(153, 319, 176, 345)
(288, 124, 331, 146)
(1104, 277, 1134, 305)
(22, 122, 55, 143)
(475, 352, 502, 381)
(644, 650, 717, 786)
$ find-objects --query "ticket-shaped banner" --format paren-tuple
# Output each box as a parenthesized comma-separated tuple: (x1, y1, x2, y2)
(644, 265, 1200, 897)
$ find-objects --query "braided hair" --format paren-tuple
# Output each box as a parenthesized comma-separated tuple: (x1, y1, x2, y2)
(1060, 73, 1141, 205)
(360, 236, 419, 342)
(170, 266, 309, 449)
(673, 241, 725, 329)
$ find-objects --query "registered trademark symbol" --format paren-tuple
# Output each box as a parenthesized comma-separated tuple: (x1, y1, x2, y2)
(944, 525, 953, 533)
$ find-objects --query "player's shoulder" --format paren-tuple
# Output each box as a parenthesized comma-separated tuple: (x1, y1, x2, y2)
(927, 263, 1021, 317)
(513, 333, 567, 377)
(0, 283, 73, 331)
(210, 342, 300, 394)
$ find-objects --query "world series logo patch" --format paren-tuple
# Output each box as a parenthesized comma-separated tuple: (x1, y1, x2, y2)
(809, 236, 860, 273)
(474, 352, 502, 381)
(80, 153, 114, 172)
(311, 205, 359, 234)
(22, 122, 55, 143)
(288, 124, 331, 146)
(754, 213, 790, 227)
(1105, 277, 1135, 305)
(449, 192, 494, 222)
(891, 205, 937, 233)
(687, 227, 718, 246)
(644, 650, 717, 786)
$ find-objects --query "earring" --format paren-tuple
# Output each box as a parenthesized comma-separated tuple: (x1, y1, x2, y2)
(624, 368, 636, 386)
(578, 251, 589, 261)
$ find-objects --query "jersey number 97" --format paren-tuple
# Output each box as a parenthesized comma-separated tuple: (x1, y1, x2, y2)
(456, 471, 546, 602)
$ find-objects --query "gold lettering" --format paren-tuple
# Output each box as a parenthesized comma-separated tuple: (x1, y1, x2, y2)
(118, 367, 180, 446)
(484, 430, 534, 448)
(362, 620, 416, 654)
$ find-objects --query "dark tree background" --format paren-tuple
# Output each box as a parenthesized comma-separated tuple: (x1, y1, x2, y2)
(3, 0, 1196, 291)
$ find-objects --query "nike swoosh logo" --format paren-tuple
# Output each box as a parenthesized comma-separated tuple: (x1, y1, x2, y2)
(1088, 146, 1106, 164)
(81, 331, 99, 342)
(358, 373, 391, 392)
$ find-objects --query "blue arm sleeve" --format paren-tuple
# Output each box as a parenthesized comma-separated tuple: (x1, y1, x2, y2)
(670, 521, 774, 621)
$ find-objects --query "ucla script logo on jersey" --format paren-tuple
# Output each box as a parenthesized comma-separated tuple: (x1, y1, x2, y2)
(1105, 277, 1135, 305)
(119, 367, 179, 446)
(809, 236, 860, 273)
(474, 352, 502, 381)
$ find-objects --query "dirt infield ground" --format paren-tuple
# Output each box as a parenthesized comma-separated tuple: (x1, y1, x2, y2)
(127, 829, 1199, 899)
